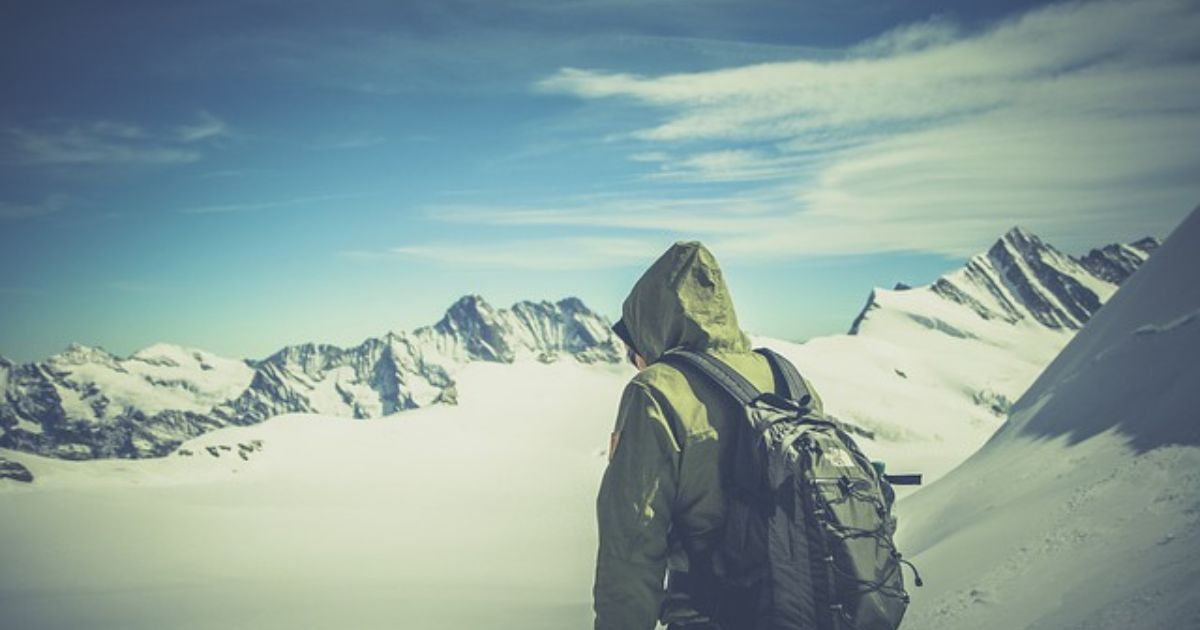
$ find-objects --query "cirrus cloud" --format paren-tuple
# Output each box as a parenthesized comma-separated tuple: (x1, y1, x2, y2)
(380, 0, 1200, 270)
(2, 112, 231, 166)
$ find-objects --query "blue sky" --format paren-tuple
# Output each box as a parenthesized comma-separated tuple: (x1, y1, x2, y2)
(2, 0, 1198, 363)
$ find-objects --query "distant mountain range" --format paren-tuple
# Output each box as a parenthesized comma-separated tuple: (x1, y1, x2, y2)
(0, 228, 1159, 464)
(0, 296, 621, 460)
(850, 227, 1158, 336)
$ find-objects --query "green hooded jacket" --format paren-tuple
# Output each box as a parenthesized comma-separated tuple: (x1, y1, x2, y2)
(593, 241, 822, 630)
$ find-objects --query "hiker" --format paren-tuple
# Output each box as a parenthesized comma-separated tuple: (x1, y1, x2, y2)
(594, 241, 913, 630)
(594, 241, 819, 629)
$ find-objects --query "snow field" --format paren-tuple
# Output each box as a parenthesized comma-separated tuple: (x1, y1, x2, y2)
(0, 360, 630, 630)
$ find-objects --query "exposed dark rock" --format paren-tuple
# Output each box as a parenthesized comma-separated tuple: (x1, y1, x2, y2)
(853, 227, 1157, 337)
(1075, 237, 1160, 284)
(0, 457, 33, 483)
(847, 290, 879, 336)
(986, 227, 1101, 329)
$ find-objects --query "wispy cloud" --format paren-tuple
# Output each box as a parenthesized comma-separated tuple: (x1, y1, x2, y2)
(0, 194, 69, 220)
(343, 0, 1199, 270)
(174, 111, 231, 143)
(537, 1, 1200, 141)
(846, 15, 962, 58)
(628, 151, 669, 163)
(644, 148, 825, 183)
(424, 188, 796, 234)
(515, 0, 1200, 257)
(196, 168, 284, 180)
(309, 132, 389, 150)
(3, 113, 231, 166)
(343, 236, 662, 270)
(176, 193, 368, 215)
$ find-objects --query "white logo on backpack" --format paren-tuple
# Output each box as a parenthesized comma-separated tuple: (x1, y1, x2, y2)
(824, 447, 856, 468)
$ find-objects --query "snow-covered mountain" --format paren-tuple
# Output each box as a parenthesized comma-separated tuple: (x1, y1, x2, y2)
(764, 227, 1158, 482)
(1076, 236, 1160, 284)
(0, 296, 621, 460)
(897, 207, 1199, 630)
(414, 295, 618, 364)
(851, 226, 1158, 336)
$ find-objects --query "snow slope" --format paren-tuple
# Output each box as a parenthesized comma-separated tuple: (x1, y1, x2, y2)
(0, 360, 632, 630)
(897, 206, 1200, 630)
(756, 322, 1062, 486)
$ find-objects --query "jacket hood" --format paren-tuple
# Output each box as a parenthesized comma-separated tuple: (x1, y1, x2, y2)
(615, 241, 750, 364)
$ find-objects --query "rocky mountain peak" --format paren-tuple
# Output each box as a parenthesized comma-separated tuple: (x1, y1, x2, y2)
(847, 289, 881, 336)
(1001, 224, 1038, 242)
(991, 225, 1055, 261)
(854, 228, 1157, 337)
(556, 296, 589, 314)
(261, 342, 349, 378)
(50, 342, 120, 367)
(1129, 236, 1161, 252)
(443, 294, 496, 320)
(1076, 236, 1161, 284)
(425, 294, 513, 362)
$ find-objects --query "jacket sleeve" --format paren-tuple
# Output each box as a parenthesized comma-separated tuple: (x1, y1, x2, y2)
(594, 380, 681, 630)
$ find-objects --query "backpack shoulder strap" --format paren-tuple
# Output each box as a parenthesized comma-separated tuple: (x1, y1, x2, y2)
(659, 349, 761, 406)
(755, 348, 880, 440)
(753, 347, 813, 407)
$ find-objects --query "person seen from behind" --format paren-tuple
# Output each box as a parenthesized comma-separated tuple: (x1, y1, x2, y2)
(593, 241, 825, 629)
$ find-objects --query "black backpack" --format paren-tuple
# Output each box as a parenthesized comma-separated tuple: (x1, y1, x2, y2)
(660, 347, 921, 630)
